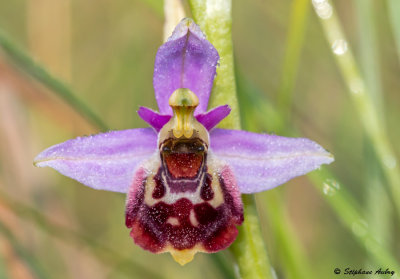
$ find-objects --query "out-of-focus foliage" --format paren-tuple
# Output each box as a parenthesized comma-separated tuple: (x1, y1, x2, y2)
(0, 0, 399, 278)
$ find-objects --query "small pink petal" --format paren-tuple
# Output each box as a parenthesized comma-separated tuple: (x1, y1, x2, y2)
(195, 105, 231, 130)
(137, 107, 171, 131)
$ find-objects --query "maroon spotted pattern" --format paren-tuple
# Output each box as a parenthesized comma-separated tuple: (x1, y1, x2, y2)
(152, 172, 165, 199)
(200, 174, 214, 201)
(125, 167, 243, 253)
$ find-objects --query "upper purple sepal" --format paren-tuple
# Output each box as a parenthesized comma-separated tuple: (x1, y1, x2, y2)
(34, 128, 158, 193)
(210, 129, 334, 194)
(153, 18, 219, 115)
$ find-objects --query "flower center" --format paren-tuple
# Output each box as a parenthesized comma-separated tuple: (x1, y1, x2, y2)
(158, 88, 209, 161)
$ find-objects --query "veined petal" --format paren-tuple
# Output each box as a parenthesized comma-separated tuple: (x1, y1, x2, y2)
(210, 129, 334, 194)
(137, 106, 171, 132)
(153, 18, 219, 115)
(34, 128, 157, 193)
(195, 105, 231, 130)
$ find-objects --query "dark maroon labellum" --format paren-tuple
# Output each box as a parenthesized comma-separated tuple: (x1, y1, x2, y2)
(125, 137, 243, 265)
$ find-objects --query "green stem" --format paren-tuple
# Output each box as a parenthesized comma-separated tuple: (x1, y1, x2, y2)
(0, 31, 108, 131)
(277, 0, 310, 126)
(312, 0, 400, 218)
(355, 0, 383, 112)
(230, 195, 273, 279)
(356, 0, 391, 256)
(387, 0, 400, 62)
(189, 1, 274, 278)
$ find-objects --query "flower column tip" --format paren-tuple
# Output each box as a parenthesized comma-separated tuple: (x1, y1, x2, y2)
(169, 88, 199, 138)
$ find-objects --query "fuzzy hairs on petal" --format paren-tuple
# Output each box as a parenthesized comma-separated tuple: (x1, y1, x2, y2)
(34, 128, 157, 193)
(210, 129, 334, 193)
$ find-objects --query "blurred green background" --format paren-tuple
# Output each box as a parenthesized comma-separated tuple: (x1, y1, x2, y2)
(0, 0, 399, 278)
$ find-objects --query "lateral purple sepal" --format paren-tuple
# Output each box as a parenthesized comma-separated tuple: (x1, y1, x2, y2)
(153, 18, 219, 115)
(210, 129, 334, 194)
(137, 107, 171, 132)
(34, 128, 158, 193)
(195, 105, 231, 130)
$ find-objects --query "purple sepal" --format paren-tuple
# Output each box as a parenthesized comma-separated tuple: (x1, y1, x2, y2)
(153, 18, 219, 115)
(34, 128, 157, 193)
(138, 107, 171, 132)
(210, 129, 334, 194)
(195, 105, 231, 130)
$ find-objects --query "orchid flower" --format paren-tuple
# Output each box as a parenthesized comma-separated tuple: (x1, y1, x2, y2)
(34, 18, 333, 265)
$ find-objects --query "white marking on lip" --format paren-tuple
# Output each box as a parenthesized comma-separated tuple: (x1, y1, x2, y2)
(144, 152, 226, 208)
(208, 171, 224, 208)
(189, 209, 199, 227)
(167, 217, 180, 226)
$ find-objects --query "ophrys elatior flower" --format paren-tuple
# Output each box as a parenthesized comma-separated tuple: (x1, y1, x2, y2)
(34, 18, 334, 265)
